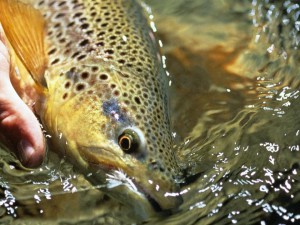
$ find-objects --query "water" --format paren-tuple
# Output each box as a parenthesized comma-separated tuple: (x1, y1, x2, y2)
(0, 0, 300, 224)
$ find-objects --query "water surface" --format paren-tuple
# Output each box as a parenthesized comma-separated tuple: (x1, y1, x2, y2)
(0, 0, 300, 224)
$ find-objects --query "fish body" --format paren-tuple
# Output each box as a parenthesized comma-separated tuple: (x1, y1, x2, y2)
(0, 0, 182, 215)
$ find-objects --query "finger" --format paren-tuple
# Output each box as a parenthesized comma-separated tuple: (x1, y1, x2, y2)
(0, 24, 45, 168)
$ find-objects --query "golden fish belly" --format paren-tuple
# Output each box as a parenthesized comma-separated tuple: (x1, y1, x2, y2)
(13, 0, 182, 212)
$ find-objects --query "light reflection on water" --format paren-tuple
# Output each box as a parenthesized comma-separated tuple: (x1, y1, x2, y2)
(149, 0, 300, 224)
(0, 0, 300, 224)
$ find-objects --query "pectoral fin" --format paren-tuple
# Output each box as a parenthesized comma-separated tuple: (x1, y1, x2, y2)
(0, 0, 48, 87)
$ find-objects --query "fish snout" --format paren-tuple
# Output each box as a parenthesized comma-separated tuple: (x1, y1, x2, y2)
(155, 186, 183, 211)
(142, 168, 183, 211)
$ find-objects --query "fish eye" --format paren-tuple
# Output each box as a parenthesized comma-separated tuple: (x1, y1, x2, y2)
(118, 129, 140, 153)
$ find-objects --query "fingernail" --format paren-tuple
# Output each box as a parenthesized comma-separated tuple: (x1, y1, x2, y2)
(18, 139, 35, 165)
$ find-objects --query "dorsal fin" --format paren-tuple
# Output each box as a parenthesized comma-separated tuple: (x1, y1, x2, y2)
(0, 0, 47, 87)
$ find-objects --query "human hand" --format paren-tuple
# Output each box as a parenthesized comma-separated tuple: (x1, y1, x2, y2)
(0, 25, 45, 168)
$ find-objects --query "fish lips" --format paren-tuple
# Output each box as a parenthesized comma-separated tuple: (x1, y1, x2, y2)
(131, 169, 183, 211)
(78, 145, 183, 212)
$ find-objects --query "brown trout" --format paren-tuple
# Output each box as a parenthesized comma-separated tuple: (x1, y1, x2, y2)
(0, 0, 182, 215)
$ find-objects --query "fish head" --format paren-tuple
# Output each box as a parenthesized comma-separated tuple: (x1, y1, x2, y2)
(44, 64, 183, 212)
(0, 0, 182, 214)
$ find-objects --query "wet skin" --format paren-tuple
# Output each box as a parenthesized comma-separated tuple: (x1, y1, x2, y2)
(0, 25, 45, 168)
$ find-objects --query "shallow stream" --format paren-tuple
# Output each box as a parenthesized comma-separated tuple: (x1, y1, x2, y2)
(0, 0, 300, 224)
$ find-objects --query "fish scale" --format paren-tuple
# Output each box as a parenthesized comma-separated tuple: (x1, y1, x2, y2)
(0, 0, 182, 213)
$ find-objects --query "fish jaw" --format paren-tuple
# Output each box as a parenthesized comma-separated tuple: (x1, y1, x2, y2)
(78, 144, 183, 211)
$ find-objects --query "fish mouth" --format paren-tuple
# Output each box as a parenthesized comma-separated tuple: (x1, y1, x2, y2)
(78, 146, 183, 211)
(104, 168, 183, 213)
(93, 164, 183, 212)
(133, 180, 182, 213)
(105, 169, 163, 211)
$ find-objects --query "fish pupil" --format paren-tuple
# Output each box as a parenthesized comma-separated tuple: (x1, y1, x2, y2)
(118, 130, 139, 153)
(119, 136, 131, 151)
